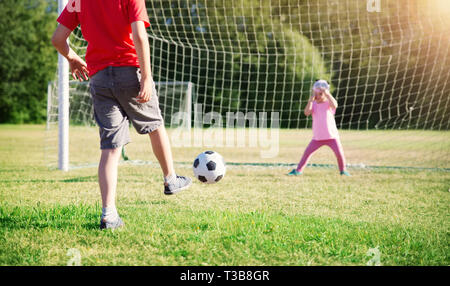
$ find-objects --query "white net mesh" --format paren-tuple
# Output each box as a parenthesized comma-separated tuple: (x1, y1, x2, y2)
(46, 0, 450, 170)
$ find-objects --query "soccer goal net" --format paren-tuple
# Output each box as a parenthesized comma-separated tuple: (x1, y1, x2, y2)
(46, 0, 450, 170)
(46, 79, 194, 168)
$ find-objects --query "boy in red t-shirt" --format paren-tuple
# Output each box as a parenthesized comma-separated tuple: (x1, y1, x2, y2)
(52, 0, 191, 230)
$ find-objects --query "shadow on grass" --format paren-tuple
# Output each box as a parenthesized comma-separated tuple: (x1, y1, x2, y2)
(0, 176, 98, 184)
(0, 204, 100, 231)
(61, 176, 97, 183)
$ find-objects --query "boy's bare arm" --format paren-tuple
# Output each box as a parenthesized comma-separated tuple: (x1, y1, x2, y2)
(131, 21, 152, 103)
(51, 24, 88, 81)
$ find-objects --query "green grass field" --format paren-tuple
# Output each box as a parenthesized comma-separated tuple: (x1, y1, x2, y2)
(0, 125, 449, 265)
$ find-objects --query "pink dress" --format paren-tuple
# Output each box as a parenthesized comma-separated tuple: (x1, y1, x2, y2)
(312, 101, 339, 140)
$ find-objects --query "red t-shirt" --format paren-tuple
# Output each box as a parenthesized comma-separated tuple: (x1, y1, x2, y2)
(57, 0, 150, 76)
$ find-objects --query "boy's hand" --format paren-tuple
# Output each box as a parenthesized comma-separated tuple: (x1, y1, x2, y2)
(52, 24, 88, 81)
(137, 78, 152, 103)
(68, 55, 89, 81)
(131, 21, 152, 104)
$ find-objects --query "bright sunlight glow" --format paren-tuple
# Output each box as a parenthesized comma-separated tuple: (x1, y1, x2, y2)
(434, 0, 450, 14)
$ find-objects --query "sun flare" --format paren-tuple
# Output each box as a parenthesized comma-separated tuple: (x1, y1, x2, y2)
(434, 0, 450, 14)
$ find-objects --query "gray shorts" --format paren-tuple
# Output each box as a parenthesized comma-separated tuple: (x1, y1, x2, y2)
(89, 66, 164, 149)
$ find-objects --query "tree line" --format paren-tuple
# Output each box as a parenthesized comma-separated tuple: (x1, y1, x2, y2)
(1, 0, 448, 129)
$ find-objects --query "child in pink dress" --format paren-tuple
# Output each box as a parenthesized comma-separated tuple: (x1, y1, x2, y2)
(288, 80, 350, 176)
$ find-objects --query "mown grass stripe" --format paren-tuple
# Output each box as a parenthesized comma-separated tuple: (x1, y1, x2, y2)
(63, 160, 450, 172)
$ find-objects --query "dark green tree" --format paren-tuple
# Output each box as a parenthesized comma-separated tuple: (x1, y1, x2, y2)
(146, 0, 330, 128)
(0, 0, 57, 123)
(272, 0, 450, 129)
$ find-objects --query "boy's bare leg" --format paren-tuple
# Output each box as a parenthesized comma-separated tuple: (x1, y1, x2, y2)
(98, 147, 122, 221)
(149, 125, 192, 193)
(149, 125, 175, 181)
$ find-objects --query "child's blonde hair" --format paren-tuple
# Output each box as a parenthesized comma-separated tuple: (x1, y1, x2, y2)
(313, 79, 330, 91)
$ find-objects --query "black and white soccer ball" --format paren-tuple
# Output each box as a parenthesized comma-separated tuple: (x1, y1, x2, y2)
(192, 151, 226, 184)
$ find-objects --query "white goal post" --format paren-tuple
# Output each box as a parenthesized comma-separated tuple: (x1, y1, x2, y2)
(57, 0, 69, 171)
(47, 79, 194, 170)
